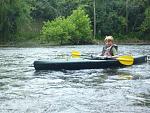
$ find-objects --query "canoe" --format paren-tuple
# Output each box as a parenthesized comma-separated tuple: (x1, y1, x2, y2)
(34, 56, 147, 70)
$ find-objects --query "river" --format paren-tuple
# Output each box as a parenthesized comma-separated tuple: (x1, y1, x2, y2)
(0, 45, 150, 113)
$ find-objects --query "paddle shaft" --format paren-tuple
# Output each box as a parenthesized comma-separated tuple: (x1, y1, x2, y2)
(71, 51, 134, 65)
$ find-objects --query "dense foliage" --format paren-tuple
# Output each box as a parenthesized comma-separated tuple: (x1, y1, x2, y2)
(41, 8, 92, 45)
(0, 0, 150, 44)
(0, 0, 31, 42)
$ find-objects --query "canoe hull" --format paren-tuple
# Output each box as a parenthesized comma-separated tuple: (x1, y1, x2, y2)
(34, 56, 147, 70)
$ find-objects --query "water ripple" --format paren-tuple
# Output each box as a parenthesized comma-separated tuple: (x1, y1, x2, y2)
(0, 45, 150, 113)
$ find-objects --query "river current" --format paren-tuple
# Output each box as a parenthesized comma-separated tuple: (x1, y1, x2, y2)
(0, 45, 150, 113)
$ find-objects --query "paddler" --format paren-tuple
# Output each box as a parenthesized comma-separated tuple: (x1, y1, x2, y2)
(101, 36, 118, 57)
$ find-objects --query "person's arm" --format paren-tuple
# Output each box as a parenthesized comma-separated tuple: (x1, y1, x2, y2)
(101, 47, 105, 56)
(112, 47, 118, 56)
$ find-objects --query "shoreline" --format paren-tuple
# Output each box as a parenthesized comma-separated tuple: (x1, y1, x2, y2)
(0, 40, 150, 47)
(0, 43, 150, 48)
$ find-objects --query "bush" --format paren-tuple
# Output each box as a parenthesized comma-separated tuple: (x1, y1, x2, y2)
(41, 7, 93, 45)
(67, 7, 93, 44)
(41, 17, 75, 44)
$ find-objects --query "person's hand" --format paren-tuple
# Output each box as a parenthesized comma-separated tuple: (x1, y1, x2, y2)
(106, 56, 112, 59)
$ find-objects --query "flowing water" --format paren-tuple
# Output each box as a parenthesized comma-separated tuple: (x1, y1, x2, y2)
(0, 45, 150, 113)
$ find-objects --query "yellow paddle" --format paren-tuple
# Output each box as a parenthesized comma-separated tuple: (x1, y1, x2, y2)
(71, 51, 81, 58)
(71, 51, 81, 56)
(116, 55, 134, 66)
(71, 51, 134, 65)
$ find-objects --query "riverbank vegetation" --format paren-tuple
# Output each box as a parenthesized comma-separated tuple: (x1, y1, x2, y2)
(0, 0, 150, 46)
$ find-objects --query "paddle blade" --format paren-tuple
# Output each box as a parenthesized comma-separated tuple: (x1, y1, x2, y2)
(71, 51, 81, 56)
(117, 55, 134, 65)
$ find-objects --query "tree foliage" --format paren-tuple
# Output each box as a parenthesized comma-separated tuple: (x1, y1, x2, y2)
(29, 0, 92, 21)
(41, 17, 75, 44)
(41, 8, 92, 45)
(1, 0, 150, 44)
(140, 7, 150, 33)
(0, 0, 31, 42)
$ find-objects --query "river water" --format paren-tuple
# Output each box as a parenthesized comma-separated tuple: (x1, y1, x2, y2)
(0, 45, 150, 113)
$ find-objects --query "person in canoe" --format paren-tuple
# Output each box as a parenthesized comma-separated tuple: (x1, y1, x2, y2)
(101, 36, 118, 57)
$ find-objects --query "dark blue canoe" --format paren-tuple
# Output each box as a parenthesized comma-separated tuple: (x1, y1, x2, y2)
(34, 56, 147, 70)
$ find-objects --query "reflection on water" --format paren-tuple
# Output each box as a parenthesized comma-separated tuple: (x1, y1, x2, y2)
(0, 45, 150, 113)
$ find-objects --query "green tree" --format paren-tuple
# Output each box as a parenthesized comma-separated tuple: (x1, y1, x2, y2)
(29, 0, 60, 21)
(96, 0, 127, 36)
(30, 0, 93, 21)
(0, 0, 31, 42)
(140, 7, 150, 33)
(67, 7, 93, 44)
(41, 17, 75, 45)
(41, 8, 92, 45)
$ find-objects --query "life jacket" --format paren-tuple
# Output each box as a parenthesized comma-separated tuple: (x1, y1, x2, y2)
(102, 44, 118, 56)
